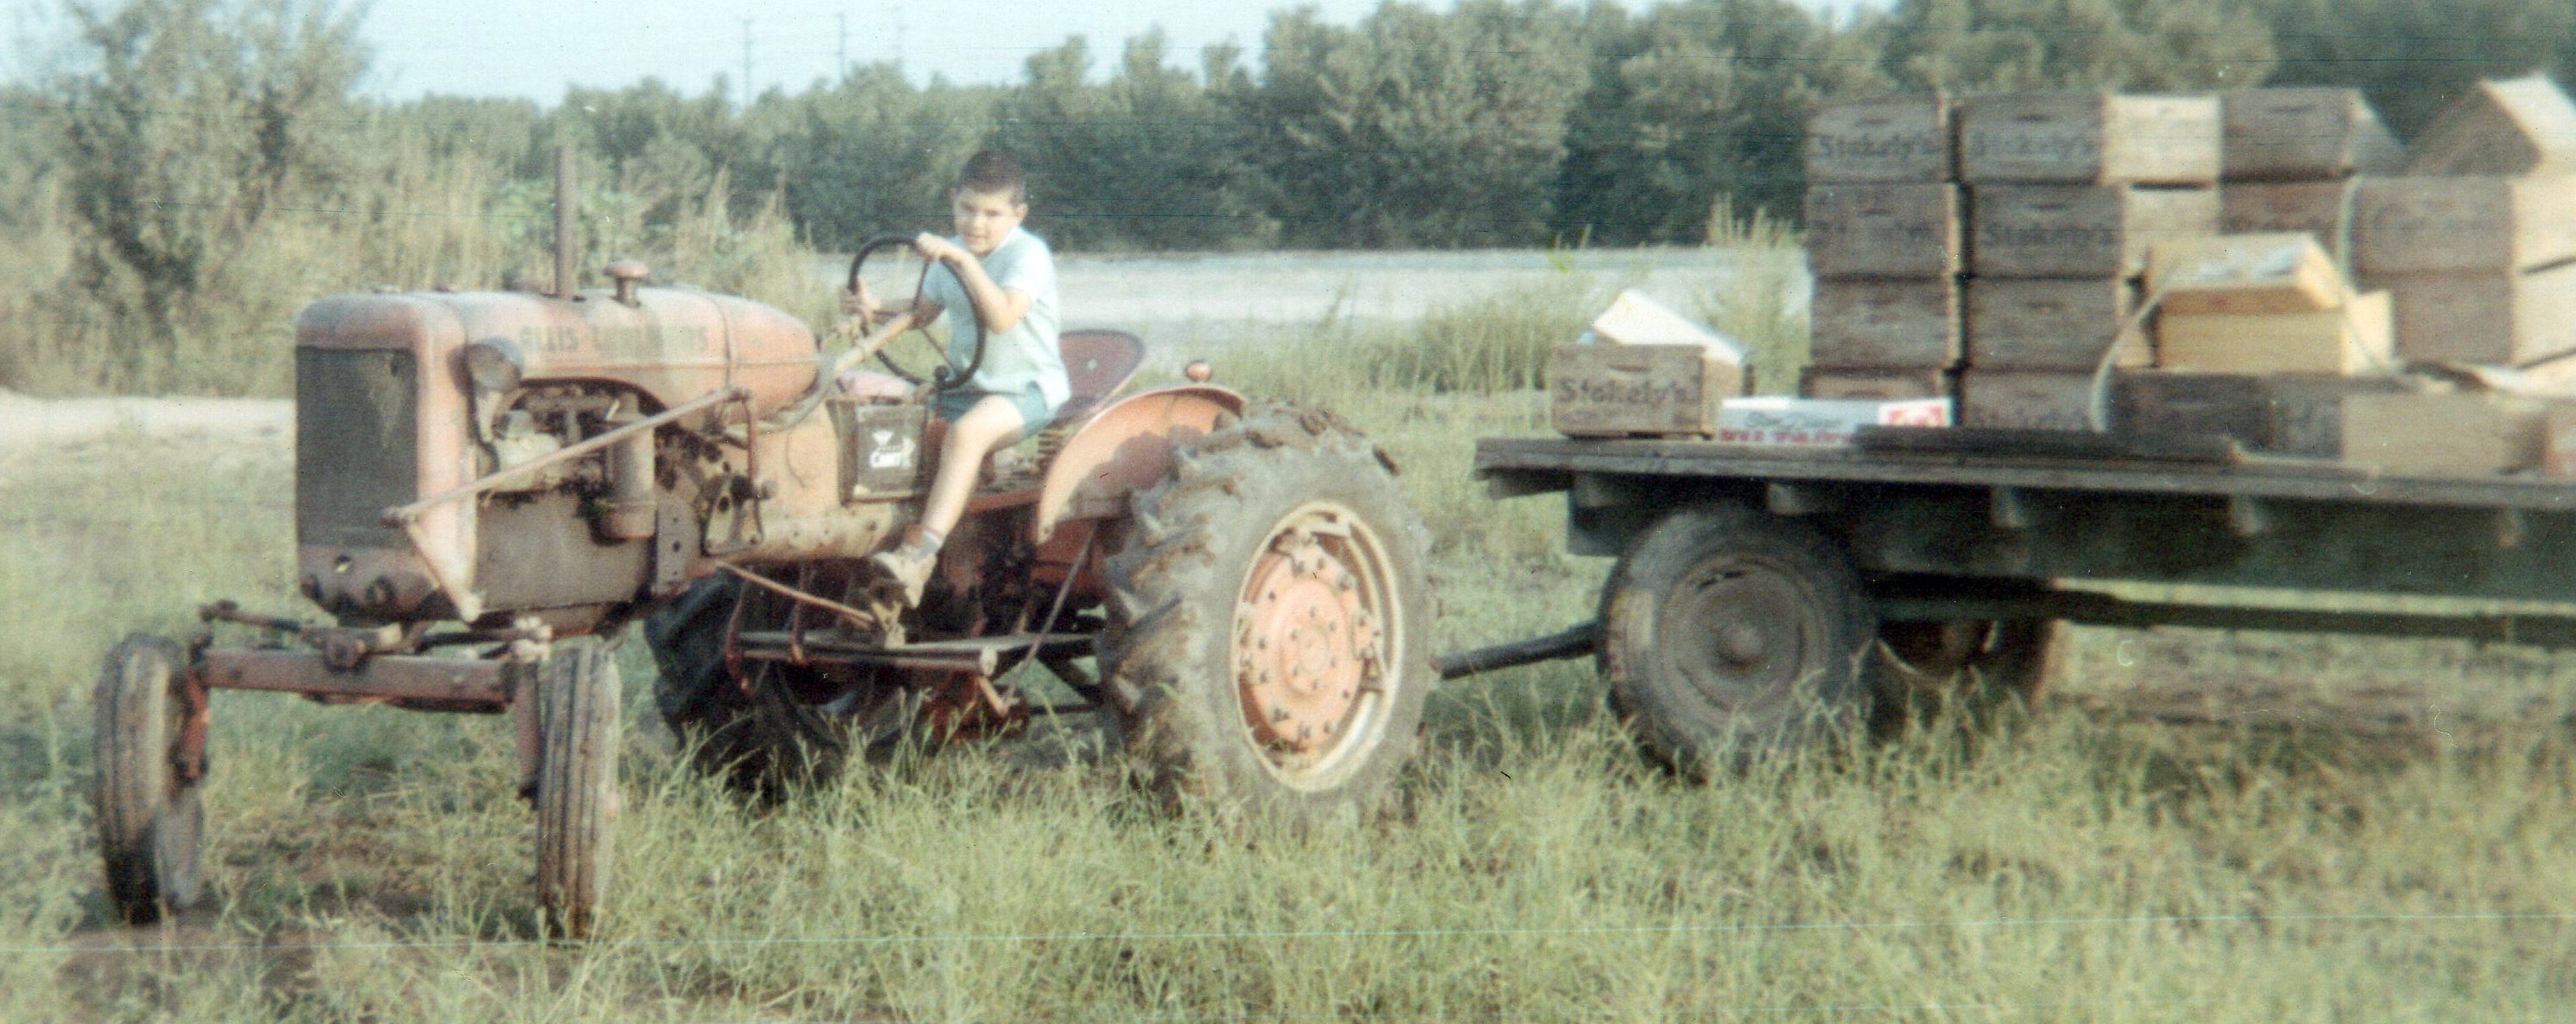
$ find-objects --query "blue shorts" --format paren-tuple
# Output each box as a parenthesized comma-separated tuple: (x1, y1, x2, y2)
(935, 385, 1054, 432)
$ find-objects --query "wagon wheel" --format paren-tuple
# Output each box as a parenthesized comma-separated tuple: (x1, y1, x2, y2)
(1867, 618, 2063, 736)
(95, 634, 207, 925)
(1600, 503, 1874, 778)
(1102, 406, 1435, 820)
(535, 637, 619, 939)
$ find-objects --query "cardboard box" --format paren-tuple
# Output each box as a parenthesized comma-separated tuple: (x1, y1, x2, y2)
(1549, 344, 1741, 437)
(2387, 262, 2576, 366)
(2221, 180, 2355, 240)
(2155, 291, 2394, 375)
(2354, 175, 2576, 276)
(2147, 234, 2343, 315)
(1584, 290, 1746, 352)
(1806, 182, 1963, 278)
(1810, 278, 1962, 368)
(2221, 87, 2405, 182)
(2406, 75, 2576, 177)
(1800, 367, 1952, 400)
(1716, 395, 1953, 446)
(1972, 184, 2219, 278)
(1959, 92, 2220, 185)
(1956, 370, 2100, 431)
(1966, 278, 2151, 372)
(1807, 96, 1955, 182)
(2339, 390, 2547, 476)
(2113, 370, 2408, 458)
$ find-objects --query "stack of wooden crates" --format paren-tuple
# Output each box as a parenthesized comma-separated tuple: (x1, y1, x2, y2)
(1805, 91, 2224, 427)
(1801, 78, 2576, 471)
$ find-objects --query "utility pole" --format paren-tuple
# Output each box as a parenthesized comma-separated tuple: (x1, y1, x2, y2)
(893, 1, 906, 79)
(836, 10, 847, 80)
(739, 17, 753, 113)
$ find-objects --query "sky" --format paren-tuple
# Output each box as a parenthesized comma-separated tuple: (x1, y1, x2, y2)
(6, 0, 1875, 104)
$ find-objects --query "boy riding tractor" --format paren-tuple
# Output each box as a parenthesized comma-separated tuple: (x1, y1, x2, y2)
(93, 153, 1434, 938)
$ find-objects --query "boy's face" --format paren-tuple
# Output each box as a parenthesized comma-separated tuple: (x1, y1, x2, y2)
(950, 187, 1026, 257)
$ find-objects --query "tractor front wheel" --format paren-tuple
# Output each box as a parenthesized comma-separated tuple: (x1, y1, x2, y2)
(535, 637, 619, 938)
(1102, 406, 1434, 821)
(95, 634, 206, 925)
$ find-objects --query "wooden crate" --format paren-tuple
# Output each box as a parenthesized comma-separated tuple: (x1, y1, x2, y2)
(1959, 92, 2220, 185)
(2406, 75, 2576, 176)
(1548, 344, 1741, 437)
(2146, 234, 2343, 316)
(1799, 366, 1952, 400)
(2221, 180, 2355, 242)
(2156, 291, 2395, 376)
(1806, 96, 1953, 182)
(2387, 262, 2576, 366)
(1966, 278, 2151, 371)
(2342, 390, 2548, 476)
(2353, 175, 2576, 276)
(2221, 87, 2405, 182)
(2113, 370, 2409, 458)
(1956, 369, 2100, 431)
(1809, 278, 1962, 368)
(1971, 184, 2218, 278)
(1805, 183, 1962, 278)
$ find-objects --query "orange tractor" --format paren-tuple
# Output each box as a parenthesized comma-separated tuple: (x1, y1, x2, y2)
(95, 170, 1433, 937)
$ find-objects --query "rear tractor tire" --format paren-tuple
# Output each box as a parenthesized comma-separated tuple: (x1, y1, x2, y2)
(1102, 406, 1435, 821)
(95, 634, 207, 925)
(1599, 503, 1875, 778)
(535, 637, 619, 939)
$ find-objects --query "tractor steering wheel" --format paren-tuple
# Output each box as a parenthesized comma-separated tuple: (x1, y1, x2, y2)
(847, 235, 986, 394)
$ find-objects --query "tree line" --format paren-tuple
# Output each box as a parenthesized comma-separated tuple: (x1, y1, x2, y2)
(6, 0, 2576, 394)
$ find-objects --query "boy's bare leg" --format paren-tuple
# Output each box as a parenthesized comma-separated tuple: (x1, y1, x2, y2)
(921, 396, 1026, 538)
(871, 395, 1026, 605)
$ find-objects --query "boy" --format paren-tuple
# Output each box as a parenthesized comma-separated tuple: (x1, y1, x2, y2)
(844, 150, 1070, 605)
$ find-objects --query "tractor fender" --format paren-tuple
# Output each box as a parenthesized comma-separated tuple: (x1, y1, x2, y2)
(1032, 385, 1247, 544)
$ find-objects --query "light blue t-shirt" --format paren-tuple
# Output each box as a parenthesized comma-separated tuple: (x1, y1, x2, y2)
(919, 227, 1070, 413)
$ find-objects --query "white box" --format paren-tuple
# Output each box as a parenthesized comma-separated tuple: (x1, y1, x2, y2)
(1716, 396, 1953, 446)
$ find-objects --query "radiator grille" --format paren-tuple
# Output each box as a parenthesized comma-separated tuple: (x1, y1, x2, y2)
(295, 348, 419, 549)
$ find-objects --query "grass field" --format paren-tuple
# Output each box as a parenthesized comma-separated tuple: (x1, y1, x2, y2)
(6, 265, 2576, 1021)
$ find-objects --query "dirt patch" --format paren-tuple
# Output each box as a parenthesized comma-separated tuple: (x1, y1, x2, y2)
(0, 389, 288, 451)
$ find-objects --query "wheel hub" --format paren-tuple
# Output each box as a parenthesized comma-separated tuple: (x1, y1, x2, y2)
(1237, 525, 1381, 757)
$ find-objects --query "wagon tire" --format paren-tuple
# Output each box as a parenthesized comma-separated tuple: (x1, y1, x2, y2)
(95, 634, 206, 925)
(1101, 405, 1435, 822)
(1600, 503, 1874, 778)
(1867, 619, 2063, 735)
(535, 637, 619, 939)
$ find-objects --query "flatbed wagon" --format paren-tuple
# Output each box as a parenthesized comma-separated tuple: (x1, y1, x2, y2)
(1467, 426, 2576, 772)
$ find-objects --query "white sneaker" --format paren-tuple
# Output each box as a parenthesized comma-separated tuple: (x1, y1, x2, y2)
(867, 542, 938, 607)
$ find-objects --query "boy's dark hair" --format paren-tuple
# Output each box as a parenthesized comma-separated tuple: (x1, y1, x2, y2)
(956, 149, 1028, 205)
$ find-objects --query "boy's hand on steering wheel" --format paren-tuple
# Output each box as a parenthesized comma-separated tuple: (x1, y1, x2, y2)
(841, 278, 879, 321)
(914, 233, 968, 266)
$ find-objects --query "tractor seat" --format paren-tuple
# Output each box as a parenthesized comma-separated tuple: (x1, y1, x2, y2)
(1033, 330, 1147, 461)
(1051, 329, 1147, 427)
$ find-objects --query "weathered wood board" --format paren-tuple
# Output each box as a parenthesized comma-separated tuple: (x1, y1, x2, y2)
(1810, 278, 1962, 368)
(1966, 278, 2151, 372)
(1806, 182, 1963, 278)
(1972, 184, 2218, 278)
(1959, 92, 2221, 185)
